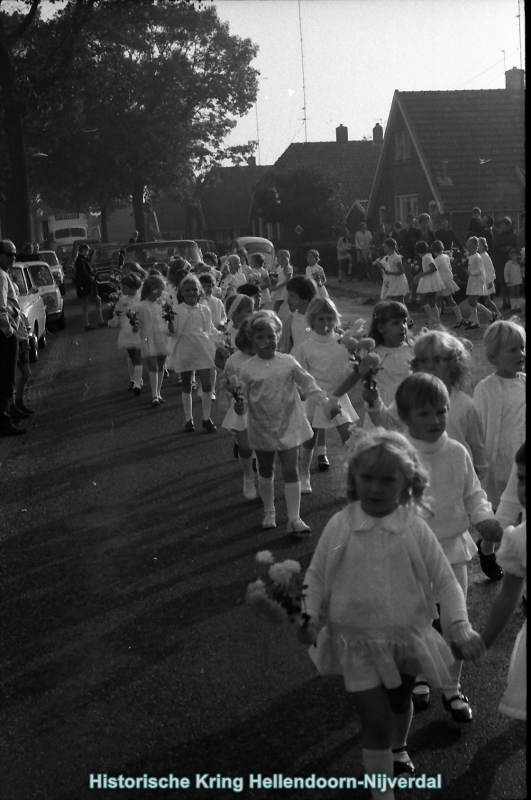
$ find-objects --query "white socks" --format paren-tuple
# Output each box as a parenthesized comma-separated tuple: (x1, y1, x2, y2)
(316, 445, 327, 456)
(469, 305, 479, 324)
(284, 481, 301, 523)
(157, 370, 164, 398)
(423, 304, 434, 323)
(149, 372, 158, 399)
(299, 446, 313, 480)
(127, 358, 135, 381)
(258, 476, 275, 513)
(238, 455, 255, 479)
(201, 391, 212, 421)
(133, 365, 143, 388)
(182, 392, 193, 421)
(362, 748, 395, 799)
(431, 305, 441, 324)
(453, 305, 463, 321)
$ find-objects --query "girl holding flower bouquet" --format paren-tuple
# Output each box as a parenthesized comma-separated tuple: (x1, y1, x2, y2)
(220, 321, 257, 499)
(298, 428, 485, 798)
(225, 294, 255, 349)
(235, 311, 333, 536)
(108, 273, 144, 395)
(132, 274, 169, 407)
(166, 274, 218, 432)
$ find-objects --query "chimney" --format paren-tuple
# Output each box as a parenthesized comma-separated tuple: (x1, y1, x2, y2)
(505, 67, 525, 92)
(372, 123, 383, 145)
(336, 124, 348, 143)
(247, 155, 257, 167)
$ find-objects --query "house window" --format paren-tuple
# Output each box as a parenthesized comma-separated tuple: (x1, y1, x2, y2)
(379, 206, 386, 224)
(394, 132, 411, 162)
(395, 195, 418, 222)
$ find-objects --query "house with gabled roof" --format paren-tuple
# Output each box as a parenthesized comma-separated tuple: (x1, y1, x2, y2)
(251, 124, 383, 246)
(366, 68, 525, 240)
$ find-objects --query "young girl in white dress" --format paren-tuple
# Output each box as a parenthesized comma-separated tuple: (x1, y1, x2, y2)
(131, 274, 169, 407)
(166, 274, 217, 432)
(248, 253, 271, 307)
(297, 297, 359, 493)
(305, 250, 329, 299)
(108, 273, 143, 394)
(414, 240, 445, 326)
(298, 428, 485, 798)
(379, 238, 409, 303)
(431, 240, 464, 328)
(280, 275, 317, 359)
(478, 237, 502, 322)
(235, 311, 328, 536)
(224, 294, 255, 349)
(473, 442, 526, 721)
(220, 321, 257, 500)
(271, 249, 294, 313)
(463, 236, 488, 330)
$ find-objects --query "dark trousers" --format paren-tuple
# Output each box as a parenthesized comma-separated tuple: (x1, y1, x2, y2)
(0, 330, 18, 414)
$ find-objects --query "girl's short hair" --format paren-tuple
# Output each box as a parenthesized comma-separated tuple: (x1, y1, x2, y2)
(345, 428, 431, 515)
(432, 239, 444, 254)
(225, 292, 254, 317)
(411, 329, 472, 389)
(234, 319, 255, 354)
(121, 273, 142, 291)
(466, 236, 479, 248)
(123, 261, 147, 278)
(415, 240, 430, 255)
(306, 249, 320, 260)
(202, 252, 219, 266)
(247, 309, 282, 336)
(276, 249, 290, 260)
(198, 271, 215, 285)
(286, 275, 317, 301)
(140, 274, 165, 300)
(152, 262, 168, 277)
(515, 441, 525, 465)
(249, 252, 265, 267)
(418, 213, 431, 224)
(168, 259, 190, 287)
(306, 296, 340, 329)
(395, 373, 450, 418)
(177, 273, 204, 303)
(368, 300, 409, 345)
(483, 320, 526, 366)
(383, 238, 398, 251)
(238, 283, 261, 298)
(478, 237, 488, 250)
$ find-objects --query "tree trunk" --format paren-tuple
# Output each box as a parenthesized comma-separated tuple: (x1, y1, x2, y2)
(132, 177, 146, 241)
(100, 201, 109, 243)
(3, 100, 31, 247)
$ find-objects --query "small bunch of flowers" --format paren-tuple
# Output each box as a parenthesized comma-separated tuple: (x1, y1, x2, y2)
(339, 321, 381, 382)
(162, 302, 175, 324)
(245, 551, 309, 626)
(215, 329, 234, 355)
(107, 291, 121, 316)
(126, 310, 139, 328)
(220, 372, 245, 403)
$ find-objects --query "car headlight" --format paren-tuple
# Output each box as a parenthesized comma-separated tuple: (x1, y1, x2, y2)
(43, 295, 55, 310)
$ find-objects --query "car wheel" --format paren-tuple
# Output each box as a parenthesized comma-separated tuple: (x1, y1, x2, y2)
(29, 331, 39, 363)
(56, 309, 66, 330)
(38, 328, 47, 349)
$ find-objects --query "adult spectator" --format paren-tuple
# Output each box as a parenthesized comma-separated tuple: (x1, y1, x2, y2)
(481, 214, 498, 251)
(397, 215, 418, 261)
(434, 214, 464, 252)
(466, 207, 483, 238)
(23, 243, 34, 256)
(336, 228, 353, 281)
(393, 220, 403, 240)
(492, 217, 518, 309)
(354, 222, 373, 278)
(128, 230, 144, 244)
(74, 243, 106, 330)
(372, 223, 386, 254)
(516, 212, 525, 252)
(0, 240, 26, 436)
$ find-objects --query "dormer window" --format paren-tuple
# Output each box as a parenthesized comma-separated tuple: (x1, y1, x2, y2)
(394, 132, 411, 162)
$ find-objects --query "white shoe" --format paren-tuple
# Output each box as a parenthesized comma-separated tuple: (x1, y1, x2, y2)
(286, 518, 311, 537)
(243, 477, 258, 500)
(262, 512, 276, 529)
(300, 475, 312, 494)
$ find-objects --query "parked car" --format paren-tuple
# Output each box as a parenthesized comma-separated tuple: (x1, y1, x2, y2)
(8, 264, 47, 361)
(87, 243, 123, 299)
(123, 240, 202, 269)
(194, 239, 218, 257)
(34, 250, 65, 295)
(228, 236, 275, 270)
(11, 261, 65, 331)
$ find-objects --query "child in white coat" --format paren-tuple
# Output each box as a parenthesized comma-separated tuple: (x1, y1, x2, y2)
(108, 273, 143, 394)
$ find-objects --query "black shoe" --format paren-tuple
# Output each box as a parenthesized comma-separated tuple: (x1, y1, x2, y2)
(317, 454, 330, 471)
(477, 538, 504, 581)
(0, 423, 27, 436)
(442, 692, 473, 723)
(133, 386, 141, 396)
(16, 400, 35, 415)
(392, 748, 416, 779)
(128, 381, 135, 391)
(9, 405, 29, 420)
(163, 368, 170, 378)
(412, 680, 431, 711)
(202, 418, 217, 433)
(184, 419, 195, 432)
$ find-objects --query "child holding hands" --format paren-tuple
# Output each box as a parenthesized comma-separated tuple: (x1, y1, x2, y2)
(298, 429, 485, 798)
(133, 274, 169, 406)
(108, 272, 143, 394)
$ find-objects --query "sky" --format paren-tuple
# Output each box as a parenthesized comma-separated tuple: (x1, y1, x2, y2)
(213, 0, 525, 166)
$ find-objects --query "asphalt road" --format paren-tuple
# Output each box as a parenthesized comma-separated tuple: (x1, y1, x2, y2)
(0, 279, 526, 800)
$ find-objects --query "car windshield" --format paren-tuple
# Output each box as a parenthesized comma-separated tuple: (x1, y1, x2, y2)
(242, 242, 273, 255)
(125, 241, 201, 264)
(91, 246, 120, 264)
(28, 264, 55, 287)
(9, 267, 28, 294)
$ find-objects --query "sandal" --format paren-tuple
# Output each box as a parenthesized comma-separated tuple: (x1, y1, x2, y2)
(286, 518, 311, 538)
(412, 679, 431, 711)
(392, 747, 416, 779)
(442, 692, 473, 723)
(262, 512, 276, 529)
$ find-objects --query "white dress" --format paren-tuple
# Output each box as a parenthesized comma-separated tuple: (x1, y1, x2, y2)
(239, 352, 327, 451)
(202, 296, 226, 329)
(416, 254, 446, 294)
(305, 265, 329, 299)
(435, 253, 460, 296)
(466, 252, 487, 296)
(248, 267, 271, 305)
(496, 521, 526, 720)
(166, 303, 216, 372)
(380, 253, 409, 299)
(297, 331, 358, 428)
(304, 503, 468, 692)
(221, 350, 251, 432)
(288, 312, 312, 361)
(136, 299, 170, 359)
(363, 342, 413, 430)
(108, 292, 141, 349)
(271, 264, 293, 302)
(480, 252, 496, 295)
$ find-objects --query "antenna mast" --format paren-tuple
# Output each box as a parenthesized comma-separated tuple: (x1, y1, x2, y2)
(255, 103, 261, 165)
(298, 0, 308, 143)
(517, 0, 523, 70)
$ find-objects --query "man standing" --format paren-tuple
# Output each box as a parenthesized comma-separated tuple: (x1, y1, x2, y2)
(336, 228, 353, 281)
(434, 215, 464, 252)
(0, 240, 26, 436)
(74, 243, 106, 330)
(354, 222, 372, 279)
(492, 217, 518, 310)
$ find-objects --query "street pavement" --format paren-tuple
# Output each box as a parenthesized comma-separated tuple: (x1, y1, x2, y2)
(0, 278, 526, 800)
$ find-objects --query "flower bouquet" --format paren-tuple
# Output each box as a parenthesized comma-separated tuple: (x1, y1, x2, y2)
(245, 551, 309, 626)
(162, 302, 175, 324)
(339, 321, 381, 389)
(126, 310, 139, 328)
(221, 372, 245, 403)
(107, 291, 121, 316)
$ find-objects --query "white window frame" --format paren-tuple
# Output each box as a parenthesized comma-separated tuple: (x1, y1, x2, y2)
(394, 194, 418, 222)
